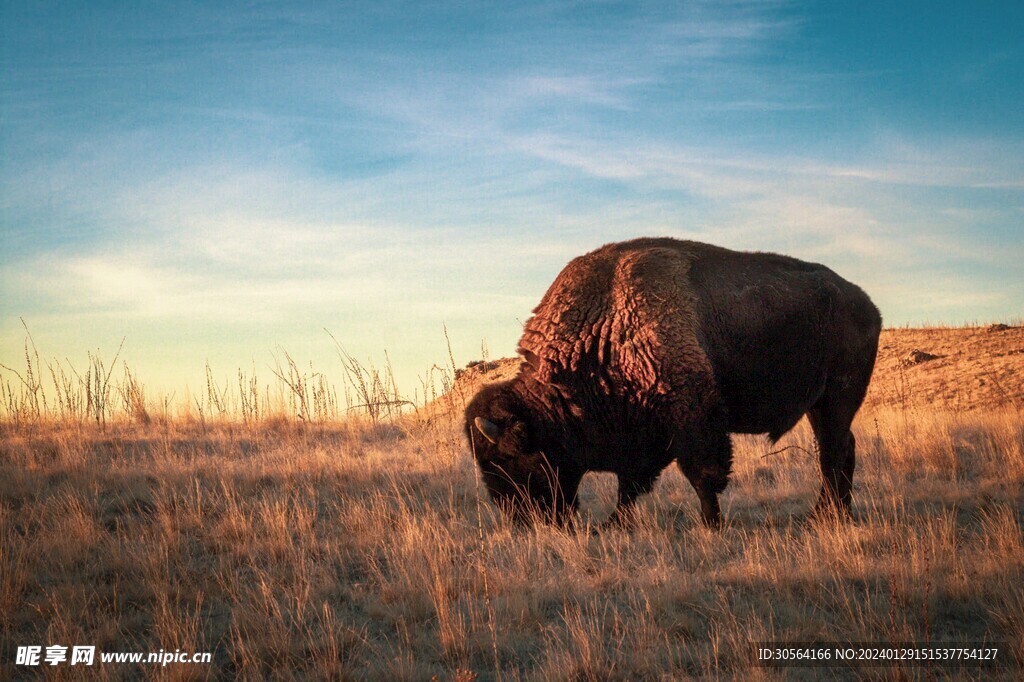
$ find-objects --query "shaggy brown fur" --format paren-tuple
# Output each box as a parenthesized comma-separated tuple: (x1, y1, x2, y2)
(465, 238, 881, 527)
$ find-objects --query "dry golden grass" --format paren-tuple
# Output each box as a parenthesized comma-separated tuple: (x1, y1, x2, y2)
(865, 324, 1024, 411)
(1, 326, 1022, 679)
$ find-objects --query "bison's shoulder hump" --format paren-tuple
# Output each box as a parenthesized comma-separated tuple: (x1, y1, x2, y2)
(517, 243, 711, 391)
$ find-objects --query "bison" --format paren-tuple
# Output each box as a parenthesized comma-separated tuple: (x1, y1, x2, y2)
(464, 238, 881, 528)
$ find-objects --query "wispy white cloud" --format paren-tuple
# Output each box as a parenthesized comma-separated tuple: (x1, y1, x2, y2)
(510, 130, 1024, 193)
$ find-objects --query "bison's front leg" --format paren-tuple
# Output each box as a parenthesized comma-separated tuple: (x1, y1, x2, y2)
(679, 463, 725, 528)
(676, 428, 733, 529)
(548, 467, 584, 528)
(603, 471, 660, 528)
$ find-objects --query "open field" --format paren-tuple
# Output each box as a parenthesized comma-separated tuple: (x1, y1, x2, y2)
(2, 326, 1022, 679)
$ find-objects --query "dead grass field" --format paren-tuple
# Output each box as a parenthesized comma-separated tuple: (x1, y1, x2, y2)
(2, 326, 1022, 680)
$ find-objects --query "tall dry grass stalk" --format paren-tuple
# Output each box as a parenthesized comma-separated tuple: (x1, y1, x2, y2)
(0, 327, 418, 437)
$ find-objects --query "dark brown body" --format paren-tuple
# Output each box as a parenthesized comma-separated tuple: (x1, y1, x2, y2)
(465, 238, 881, 526)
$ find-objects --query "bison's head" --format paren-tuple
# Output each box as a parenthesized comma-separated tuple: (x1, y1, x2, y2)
(463, 382, 576, 526)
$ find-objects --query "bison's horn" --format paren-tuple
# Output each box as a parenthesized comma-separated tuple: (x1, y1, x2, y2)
(474, 417, 500, 444)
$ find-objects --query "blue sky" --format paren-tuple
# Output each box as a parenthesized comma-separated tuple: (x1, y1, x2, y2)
(2, 1, 1022, 399)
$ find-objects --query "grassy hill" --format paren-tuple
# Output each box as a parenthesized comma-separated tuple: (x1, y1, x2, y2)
(867, 324, 1023, 411)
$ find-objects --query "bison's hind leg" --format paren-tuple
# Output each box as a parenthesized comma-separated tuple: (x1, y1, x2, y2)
(676, 425, 733, 528)
(807, 389, 863, 518)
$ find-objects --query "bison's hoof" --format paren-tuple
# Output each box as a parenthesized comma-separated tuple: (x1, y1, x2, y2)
(701, 516, 722, 530)
(600, 509, 639, 532)
(809, 500, 853, 523)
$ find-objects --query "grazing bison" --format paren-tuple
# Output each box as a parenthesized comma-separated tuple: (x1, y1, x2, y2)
(464, 238, 881, 527)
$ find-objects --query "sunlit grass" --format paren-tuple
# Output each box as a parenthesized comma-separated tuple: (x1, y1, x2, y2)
(2, 329, 1022, 679)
